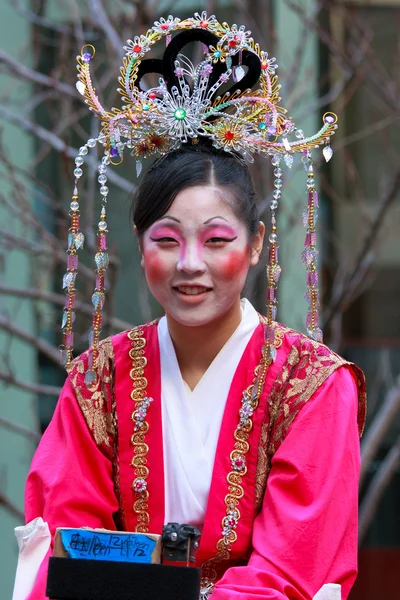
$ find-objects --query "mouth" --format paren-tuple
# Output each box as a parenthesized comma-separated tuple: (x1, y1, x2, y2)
(173, 285, 212, 296)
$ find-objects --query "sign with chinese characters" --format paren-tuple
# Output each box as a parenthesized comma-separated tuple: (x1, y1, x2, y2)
(54, 528, 161, 563)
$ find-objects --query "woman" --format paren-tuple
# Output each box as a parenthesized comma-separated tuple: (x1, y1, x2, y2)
(24, 146, 366, 600)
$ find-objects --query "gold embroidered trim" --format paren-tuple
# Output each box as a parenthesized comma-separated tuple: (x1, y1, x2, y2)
(201, 321, 283, 586)
(69, 337, 116, 450)
(128, 327, 151, 533)
(254, 332, 346, 514)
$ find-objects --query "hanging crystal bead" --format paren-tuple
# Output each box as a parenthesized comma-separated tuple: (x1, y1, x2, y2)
(284, 153, 293, 168)
(323, 145, 333, 162)
(84, 369, 97, 386)
(232, 65, 245, 82)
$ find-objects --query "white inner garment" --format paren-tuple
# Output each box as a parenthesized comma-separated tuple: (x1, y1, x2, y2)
(158, 298, 259, 528)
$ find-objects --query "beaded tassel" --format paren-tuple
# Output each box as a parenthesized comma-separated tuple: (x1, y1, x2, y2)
(265, 154, 283, 362)
(60, 147, 88, 368)
(84, 156, 110, 385)
(301, 152, 323, 342)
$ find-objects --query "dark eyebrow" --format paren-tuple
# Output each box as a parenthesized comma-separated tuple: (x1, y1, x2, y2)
(203, 216, 228, 224)
(157, 216, 181, 223)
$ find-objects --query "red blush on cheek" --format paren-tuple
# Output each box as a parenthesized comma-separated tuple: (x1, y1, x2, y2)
(220, 248, 249, 280)
(143, 250, 168, 282)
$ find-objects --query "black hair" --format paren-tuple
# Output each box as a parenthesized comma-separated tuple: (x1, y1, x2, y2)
(132, 146, 259, 237)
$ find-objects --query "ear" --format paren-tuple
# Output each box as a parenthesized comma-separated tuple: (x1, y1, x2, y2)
(249, 221, 265, 267)
(134, 225, 145, 267)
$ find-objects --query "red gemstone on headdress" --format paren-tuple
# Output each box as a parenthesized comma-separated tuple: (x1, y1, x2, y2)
(149, 92, 157, 99)
(133, 45, 142, 53)
(261, 61, 269, 70)
(161, 23, 169, 31)
(151, 135, 163, 147)
(229, 39, 237, 47)
(225, 131, 235, 140)
(200, 20, 208, 29)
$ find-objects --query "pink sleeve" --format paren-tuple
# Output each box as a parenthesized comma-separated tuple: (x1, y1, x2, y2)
(212, 366, 360, 600)
(24, 379, 120, 600)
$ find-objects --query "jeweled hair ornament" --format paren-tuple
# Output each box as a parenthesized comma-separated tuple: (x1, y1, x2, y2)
(61, 11, 338, 382)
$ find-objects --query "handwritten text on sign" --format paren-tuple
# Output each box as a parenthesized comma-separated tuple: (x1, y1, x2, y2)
(60, 530, 157, 563)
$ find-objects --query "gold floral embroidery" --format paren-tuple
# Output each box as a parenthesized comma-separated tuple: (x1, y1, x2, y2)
(254, 329, 366, 515)
(68, 337, 116, 451)
(68, 336, 127, 527)
(128, 327, 151, 533)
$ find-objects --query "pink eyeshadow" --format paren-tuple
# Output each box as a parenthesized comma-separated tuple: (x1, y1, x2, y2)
(201, 226, 238, 240)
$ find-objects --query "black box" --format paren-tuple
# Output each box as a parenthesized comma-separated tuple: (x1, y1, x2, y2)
(46, 557, 201, 600)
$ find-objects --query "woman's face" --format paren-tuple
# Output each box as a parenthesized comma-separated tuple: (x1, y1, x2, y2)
(139, 185, 264, 327)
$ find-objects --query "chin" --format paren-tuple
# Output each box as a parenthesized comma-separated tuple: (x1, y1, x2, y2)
(166, 299, 239, 329)
(168, 309, 221, 328)
(168, 313, 217, 327)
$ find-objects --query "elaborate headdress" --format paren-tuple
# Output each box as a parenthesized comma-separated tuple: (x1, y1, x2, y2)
(62, 12, 338, 382)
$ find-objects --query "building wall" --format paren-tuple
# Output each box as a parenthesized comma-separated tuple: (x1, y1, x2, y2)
(0, 3, 38, 599)
(275, 0, 319, 332)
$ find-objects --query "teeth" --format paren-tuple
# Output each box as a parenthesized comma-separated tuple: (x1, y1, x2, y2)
(177, 286, 209, 295)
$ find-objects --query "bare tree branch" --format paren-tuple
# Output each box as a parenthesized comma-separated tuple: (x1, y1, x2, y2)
(88, 0, 124, 58)
(0, 284, 133, 332)
(0, 370, 62, 398)
(333, 115, 398, 151)
(360, 377, 400, 486)
(0, 416, 41, 442)
(0, 229, 96, 282)
(12, 0, 97, 38)
(0, 106, 135, 194)
(0, 48, 78, 99)
(0, 314, 61, 366)
(0, 489, 24, 522)
(323, 167, 400, 330)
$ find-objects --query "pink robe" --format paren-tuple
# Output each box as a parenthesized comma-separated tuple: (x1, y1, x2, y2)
(25, 319, 366, 599)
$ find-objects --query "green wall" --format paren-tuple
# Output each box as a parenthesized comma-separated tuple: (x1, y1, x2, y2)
(275, 0, 319, 332)
(0, 3, 38, 598)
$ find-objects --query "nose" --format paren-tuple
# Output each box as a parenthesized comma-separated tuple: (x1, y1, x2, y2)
(177, 242, 206, 274)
